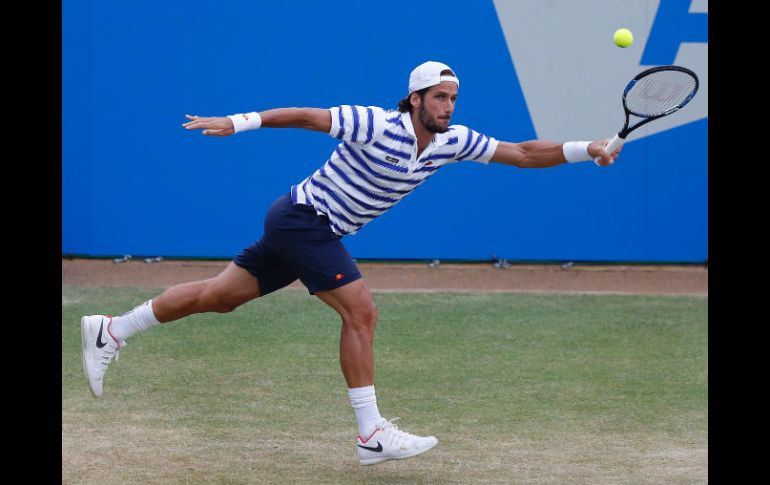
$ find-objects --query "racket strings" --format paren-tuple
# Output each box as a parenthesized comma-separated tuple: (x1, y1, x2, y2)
(625, 71, 697, 117)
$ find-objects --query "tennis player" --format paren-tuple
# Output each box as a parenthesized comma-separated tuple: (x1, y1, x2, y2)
(81, 61, 620, 465)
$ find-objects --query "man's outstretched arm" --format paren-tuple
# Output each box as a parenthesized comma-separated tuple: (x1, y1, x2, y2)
(182, 108, 332, 136)
(490, 140, 619, 168)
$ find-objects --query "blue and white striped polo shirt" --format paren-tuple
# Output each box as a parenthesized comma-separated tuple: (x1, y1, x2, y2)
(290, 105, 499, 236)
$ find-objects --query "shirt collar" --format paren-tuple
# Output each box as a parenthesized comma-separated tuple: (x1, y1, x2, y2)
(401, 110, 417, 138)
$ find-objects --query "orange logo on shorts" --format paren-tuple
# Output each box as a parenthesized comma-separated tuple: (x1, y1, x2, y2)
(335, 273, 344, 281)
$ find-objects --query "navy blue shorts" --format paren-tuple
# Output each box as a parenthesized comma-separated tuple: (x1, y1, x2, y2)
(233, 193, 361, 295)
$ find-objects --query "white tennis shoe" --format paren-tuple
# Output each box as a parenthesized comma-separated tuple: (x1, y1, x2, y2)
(81, 315, 125, 398)
(356, 418, 438, 465)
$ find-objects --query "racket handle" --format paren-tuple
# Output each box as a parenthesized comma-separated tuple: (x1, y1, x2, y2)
(593, 133, 625, 165)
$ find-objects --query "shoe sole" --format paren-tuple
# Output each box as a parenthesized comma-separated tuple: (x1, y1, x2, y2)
(80, 316, 102, 398)
(359, 439, 438, 465)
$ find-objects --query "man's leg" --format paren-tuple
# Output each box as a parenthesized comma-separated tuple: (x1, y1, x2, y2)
(315, 279, 377, 388)
(315, 279, 438, 465)
(152, 262, 263, 322)
(81, 262, 265, 398)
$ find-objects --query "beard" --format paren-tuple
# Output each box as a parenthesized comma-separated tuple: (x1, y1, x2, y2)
(418, 105, 450, 133)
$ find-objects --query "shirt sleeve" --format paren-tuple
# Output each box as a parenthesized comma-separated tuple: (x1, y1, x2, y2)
(328, 105, 387, 145)
(453, 125, 499, 164)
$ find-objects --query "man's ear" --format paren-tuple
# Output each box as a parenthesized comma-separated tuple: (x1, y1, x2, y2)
(410, 92, 421, 110)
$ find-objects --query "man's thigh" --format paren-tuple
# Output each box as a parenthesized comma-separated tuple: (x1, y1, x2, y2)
(205, 261, 265, 305)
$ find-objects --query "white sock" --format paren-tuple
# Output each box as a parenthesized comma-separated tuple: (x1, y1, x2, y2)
(348, 385, 383, 439)
(109, 299, 161, 341)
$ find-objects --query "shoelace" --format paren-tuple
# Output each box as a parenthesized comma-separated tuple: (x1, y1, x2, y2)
(378, 417, 421, 449)
(98, 340, 125, 368)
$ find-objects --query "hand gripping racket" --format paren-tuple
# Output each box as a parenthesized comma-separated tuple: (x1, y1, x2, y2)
(596, 65, 699, 163)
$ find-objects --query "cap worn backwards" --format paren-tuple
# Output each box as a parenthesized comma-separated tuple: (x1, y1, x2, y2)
(408, 61, 460, 94)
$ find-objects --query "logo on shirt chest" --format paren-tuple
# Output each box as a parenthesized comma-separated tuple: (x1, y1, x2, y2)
(385, 155, 400, 164)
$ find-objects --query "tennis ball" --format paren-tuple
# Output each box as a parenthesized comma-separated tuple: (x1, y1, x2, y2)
(613, 28, 633, 48)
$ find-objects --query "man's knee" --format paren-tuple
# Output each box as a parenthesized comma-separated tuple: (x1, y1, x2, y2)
(199, 285, 247, 313)
(203, 296, 238, 313)
(344, 300, 378, 331)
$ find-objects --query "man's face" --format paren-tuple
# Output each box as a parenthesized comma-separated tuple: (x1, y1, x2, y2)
(414, 82, 458, 133)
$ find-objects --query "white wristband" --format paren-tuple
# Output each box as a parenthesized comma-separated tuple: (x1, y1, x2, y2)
(562, 141, 591, 163)
(228, 112, 262, 133)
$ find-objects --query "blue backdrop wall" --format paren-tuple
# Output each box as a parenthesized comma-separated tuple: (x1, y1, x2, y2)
(62, 0, 708, 262)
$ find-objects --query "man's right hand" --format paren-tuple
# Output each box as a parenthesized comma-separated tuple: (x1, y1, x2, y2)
(182, 114, 235, 137)
(588, 139, 622, 166)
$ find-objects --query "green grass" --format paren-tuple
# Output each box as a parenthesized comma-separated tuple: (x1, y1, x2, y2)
(62, 288, 707, 484)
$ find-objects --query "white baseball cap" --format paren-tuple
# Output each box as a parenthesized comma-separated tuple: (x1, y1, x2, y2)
(408, 61, 460, 94)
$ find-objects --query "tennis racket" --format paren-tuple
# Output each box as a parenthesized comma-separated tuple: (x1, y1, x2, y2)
(596, 65, 699, 163)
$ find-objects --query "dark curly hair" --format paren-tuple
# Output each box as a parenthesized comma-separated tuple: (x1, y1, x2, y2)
(397, 88, 428, 113)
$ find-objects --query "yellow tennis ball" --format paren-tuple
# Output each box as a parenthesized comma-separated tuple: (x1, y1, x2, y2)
(614, 28, 633, 48)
